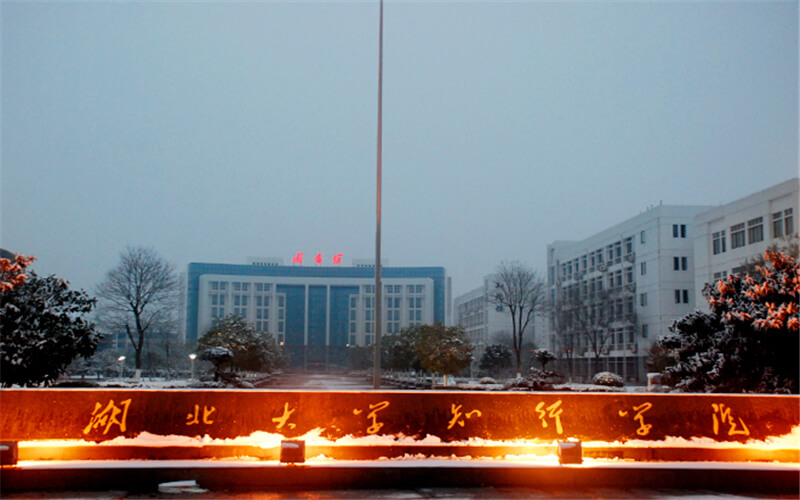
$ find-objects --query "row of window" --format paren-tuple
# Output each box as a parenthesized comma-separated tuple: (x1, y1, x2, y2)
(562, 254, 688, 297)
(713, 209, 793, 255)
(362, 284, 426, 295)
(556, 227, 679, 282)
(210, 281, 273, 292)
(209, 292, 286, 334)
(349, 295, 425, 336)
(638, 289, 690, 305)
(559, 237, 635, 279)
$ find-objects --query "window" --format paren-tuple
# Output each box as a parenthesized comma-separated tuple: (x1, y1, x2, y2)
(624, 237, 633, 255)
(713, 270, 727, 281)
(642, 324, 649, 338)
(639, 293, 647, 306)
(673, 224, 679, 237)
(773, 211, 785, 237)
(681, 224, 687, 238)
(712, 230, 726, 254)
(640, 261, 646, 275)
(675, 289, 689, 304)
(731, 223, 746, 249)
(640, 230, 646, 244)
(674, 256, 688, 271)
(625, 267, 633, 283)
(672, 224, 686, 238)
(773, 208, 794, 238)
(747, 217, 763, 244)
(683, 289, 689, 303)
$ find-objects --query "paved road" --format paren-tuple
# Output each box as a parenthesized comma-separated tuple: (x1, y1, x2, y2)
(267, 371, 376, 391)
(3, 486, 794, 499)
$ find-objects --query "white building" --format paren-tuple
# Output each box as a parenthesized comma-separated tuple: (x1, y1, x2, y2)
(693, 178, 799, 308)
(454, 277, 514, 347)
(545, 204, 711, 382)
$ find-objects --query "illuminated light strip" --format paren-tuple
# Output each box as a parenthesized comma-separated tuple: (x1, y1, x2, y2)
(14, 442, 799, 463)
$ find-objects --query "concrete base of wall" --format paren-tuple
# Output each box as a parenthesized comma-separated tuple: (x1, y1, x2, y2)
(2, 460, 798, 495)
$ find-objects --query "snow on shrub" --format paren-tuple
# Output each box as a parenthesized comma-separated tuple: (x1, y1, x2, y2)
(592, 371, 624, 387)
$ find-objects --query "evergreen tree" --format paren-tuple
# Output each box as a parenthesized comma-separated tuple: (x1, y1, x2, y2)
(660, 251, 799, 393)
(415, 323, 474, 385)
(198, 314, 286, 373)
(1, 271, 100, 387)
(479, 344, 512, 375)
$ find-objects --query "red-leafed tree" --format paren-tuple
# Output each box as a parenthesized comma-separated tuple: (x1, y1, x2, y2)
(660, 251, 799, 393)
(1, 254, 35, 292)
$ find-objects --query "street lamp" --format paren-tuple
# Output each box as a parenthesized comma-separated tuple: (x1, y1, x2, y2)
(188, 353, 197, 381)
(117, 356, 126, 379)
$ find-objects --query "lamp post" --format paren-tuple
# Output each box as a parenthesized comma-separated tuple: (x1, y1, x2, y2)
(188, 353, 197, 381)
(117, 356, 126, 380)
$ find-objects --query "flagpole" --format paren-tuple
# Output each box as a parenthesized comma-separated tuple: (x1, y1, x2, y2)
(373, 0, 384, 389)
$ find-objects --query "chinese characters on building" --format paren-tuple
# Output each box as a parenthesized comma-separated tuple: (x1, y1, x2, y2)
(292, 252, 344, 265)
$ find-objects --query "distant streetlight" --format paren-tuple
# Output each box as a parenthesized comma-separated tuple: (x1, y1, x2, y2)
(117, 356, 126, 379)
(188, 353, 197, 381)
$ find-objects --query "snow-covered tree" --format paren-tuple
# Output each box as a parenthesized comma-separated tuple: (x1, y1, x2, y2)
(1, 271, 100, 387)
(200, 346, 233, 381)
(197, 314, 286, 373)
(382, 327, 423, 371)
(534, 348, 556, 371)
(660, 251, 799, 393)
(414, 323, 474, 386)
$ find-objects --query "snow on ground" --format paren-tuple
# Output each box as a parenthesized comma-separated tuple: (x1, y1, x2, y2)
(18, 425, 800, 454)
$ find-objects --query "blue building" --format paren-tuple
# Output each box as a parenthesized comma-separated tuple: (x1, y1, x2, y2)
(185, 260, 450, 368)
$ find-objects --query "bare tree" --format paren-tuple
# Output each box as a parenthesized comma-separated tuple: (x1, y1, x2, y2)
(488, 262, 546, 377)
(96, 247, 179, 372)
(553, 280, 620, 376)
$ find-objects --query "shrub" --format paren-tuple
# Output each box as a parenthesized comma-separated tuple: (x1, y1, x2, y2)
(592, 371, 624, 387)
(503, 368, 564, 391)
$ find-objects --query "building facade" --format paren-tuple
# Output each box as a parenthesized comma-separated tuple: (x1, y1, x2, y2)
(545, 205, 710, 382)
(454, 275, 548, 375)
(184, 260, 449, 369)
(693, 178, 799, 308)
(453, 277, 514, 369)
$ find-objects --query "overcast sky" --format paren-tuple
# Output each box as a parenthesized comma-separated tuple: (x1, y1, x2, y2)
(2, 1, 797, 298)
